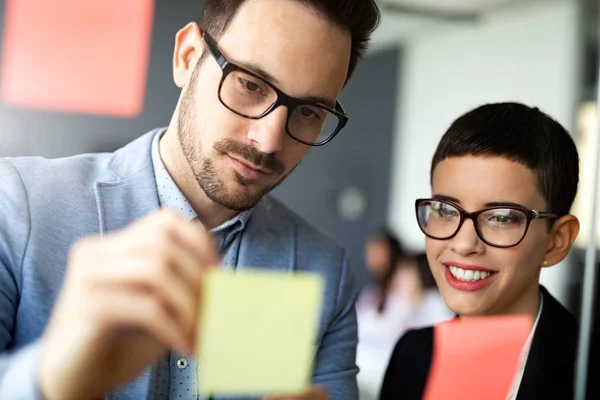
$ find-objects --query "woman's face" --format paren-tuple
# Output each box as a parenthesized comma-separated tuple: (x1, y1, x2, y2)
(426, 156, 551, 317)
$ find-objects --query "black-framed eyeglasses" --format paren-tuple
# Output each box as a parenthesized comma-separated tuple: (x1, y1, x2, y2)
(202, 32, 348, 146)
(415, 198, 558, 248)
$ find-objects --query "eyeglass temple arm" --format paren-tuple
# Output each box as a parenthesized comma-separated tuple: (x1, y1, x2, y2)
(533, 210, 558, 219)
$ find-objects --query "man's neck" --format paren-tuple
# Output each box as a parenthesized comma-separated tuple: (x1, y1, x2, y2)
(159, 127, 239, 230)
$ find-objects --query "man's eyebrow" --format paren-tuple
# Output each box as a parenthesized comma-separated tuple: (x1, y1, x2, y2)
(302, 96, 336, 109)
(235, 60, 336, 109)
(236, 60, 280, 86)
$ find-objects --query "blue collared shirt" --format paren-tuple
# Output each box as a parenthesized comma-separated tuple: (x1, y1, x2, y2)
(151, 130, 253, 399)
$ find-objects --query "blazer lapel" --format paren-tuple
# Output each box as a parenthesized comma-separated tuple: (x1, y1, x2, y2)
(94, 130, 160, 235)
(517, 286, 578, 400)
(95, 177, 159, 235)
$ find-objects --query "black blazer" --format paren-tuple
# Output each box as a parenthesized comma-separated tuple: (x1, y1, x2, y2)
(380, 286, 599, 399)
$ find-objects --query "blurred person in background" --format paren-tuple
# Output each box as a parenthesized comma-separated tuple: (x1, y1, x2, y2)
(409, 253, 454, 327)
(356, 231, 452, 400)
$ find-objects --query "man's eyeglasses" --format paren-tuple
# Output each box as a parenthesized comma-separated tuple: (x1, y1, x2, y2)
(415, 198, 558, 248)
(202, 32, 348, 146)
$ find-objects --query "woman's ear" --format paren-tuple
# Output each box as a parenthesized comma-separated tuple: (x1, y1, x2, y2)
(543, 215, 580, 267)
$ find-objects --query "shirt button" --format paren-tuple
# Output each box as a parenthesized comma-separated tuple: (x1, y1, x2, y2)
(176, 358, 188, 369)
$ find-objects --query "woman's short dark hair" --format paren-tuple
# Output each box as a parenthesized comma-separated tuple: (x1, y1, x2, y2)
(431, 102, 579, 219)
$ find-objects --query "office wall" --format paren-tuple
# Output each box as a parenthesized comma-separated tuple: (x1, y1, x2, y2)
(0, 0, 204, 157)
(387, 0, 580, 304)
(273, 48, 400, 286)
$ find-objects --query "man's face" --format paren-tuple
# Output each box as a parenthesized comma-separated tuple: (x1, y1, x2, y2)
(176, 0, 351, 211)
(426, 156, 552, 317)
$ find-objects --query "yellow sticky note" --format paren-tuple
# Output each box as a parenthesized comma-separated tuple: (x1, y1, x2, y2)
(196, 268, 324, 397)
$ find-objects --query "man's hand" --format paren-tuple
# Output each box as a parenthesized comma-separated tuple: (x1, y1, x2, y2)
(265, 386, 329, 400)
(38, 210, 219, 400)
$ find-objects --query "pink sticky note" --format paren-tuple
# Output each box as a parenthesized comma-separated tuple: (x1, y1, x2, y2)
(1, 0, 155, 117)
(424, 315, 533, 400)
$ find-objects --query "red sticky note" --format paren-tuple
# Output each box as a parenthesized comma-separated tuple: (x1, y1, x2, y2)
(424, 315, 533, 400)
(1, 0, 155, 117)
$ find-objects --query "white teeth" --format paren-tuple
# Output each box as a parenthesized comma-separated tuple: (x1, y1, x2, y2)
(452, 266, 465, 279)
(448, 266, 492, 282)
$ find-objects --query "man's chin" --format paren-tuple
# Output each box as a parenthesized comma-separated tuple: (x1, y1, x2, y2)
(197, 166, 282, 211)
(206, 185, 267, 212)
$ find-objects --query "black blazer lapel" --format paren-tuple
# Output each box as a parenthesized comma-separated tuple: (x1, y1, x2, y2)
(517, 286, 578, 400)
(380, 327, 434, 400)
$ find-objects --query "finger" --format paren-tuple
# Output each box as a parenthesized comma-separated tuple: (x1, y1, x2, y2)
(108, 212, 210, 296)
(160, 224, 215, 291)
(94, 289, 193, 353)
(151, 209, 221, 266)
(92, 258, 198, 343)
(172, 216, 221, 266)
(151, 236, 212, 348)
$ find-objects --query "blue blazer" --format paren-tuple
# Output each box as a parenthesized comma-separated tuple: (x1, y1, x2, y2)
(0, 130, 359, 400)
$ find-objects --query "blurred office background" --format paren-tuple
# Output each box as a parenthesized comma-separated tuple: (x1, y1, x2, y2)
(0, 0, 598, 399)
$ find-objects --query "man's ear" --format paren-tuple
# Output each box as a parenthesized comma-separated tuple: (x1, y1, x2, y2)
(542, 215, 580, 267)
(173, 22, 203, 88)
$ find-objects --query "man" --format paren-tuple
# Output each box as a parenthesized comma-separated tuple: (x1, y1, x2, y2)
(0, 0, 380, 399)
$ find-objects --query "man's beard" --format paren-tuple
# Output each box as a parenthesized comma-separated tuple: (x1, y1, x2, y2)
(176, 64, 293, 211)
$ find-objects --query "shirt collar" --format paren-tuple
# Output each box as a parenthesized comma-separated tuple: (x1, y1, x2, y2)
(506, 291, 544, 400)
(151, 129, 253, 234)
(530, 291, 544, 338)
